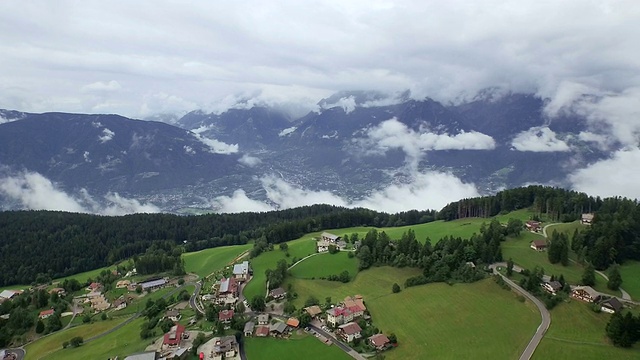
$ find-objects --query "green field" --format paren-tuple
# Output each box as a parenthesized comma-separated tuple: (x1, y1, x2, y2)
(24, 318, 126, 359)
(533, 300, 640, 359)
(244, 334, 351, 360)
(289, 252, 358, 279)
(544, 221, 586, 238)
(287, 267, 538, 359)
(183, 244, 252, 278)
(619, 261, 640, 300)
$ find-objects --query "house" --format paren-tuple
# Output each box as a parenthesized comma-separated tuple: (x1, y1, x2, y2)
(543, 281, 563, 295)
(600, 297, 623, 313)
(257, 313, 269, 325)
(338, 322, 362, 342)
(336, 240, 347, 249)
(90, 294, 110, 312)
(269, 322, 288, 336)
(343, 295, 366, 315)
(166, 309, 182, 322)
(244, 321, 255, 337)
(139, 278, 167, 291)
(286, 317, 300, 328)
(124, 351, 158, 360)
(269, 287, 287, 300)
(212, 335, 238, 358)
(305, 305, 322, 318)
(530, 239, 547, 251)
(116, 280, 131, 289)
(369, 334, 391, 350)
(525, 221, 542, 232)
(113, 298, 127, 311)
(232, 261, 251, 282)
(326, 307, 354, 326)
(316, 239, 331, 252)
(163, 324, 186, 348)
(218, 309, 234, 323)
(216, 277, 239, 304)
(0, 290, 18, 300)
(353, 240, 361, 250)
(581, 213, 595, 225)
(49, 288, 66, 296)
(571, 286, 601, 303)
(321, 232, 341, 243)
(87, 282, 103, 292)
(39, 309, 54, 319)
(255, 326, 269, 337)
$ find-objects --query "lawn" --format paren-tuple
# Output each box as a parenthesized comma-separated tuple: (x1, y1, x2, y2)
(183, 244, 252, 278)
(533, 300, 640, 359)
(244, 334, 351, 360)
(618, 261, 640, 300)
(289, 252, 358, 280)
(544, 221, 586, 238)
(24, 318, 126, 359)
(287, 267, 539, 360)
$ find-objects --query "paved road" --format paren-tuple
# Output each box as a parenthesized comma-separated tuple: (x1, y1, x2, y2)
(1, 348, 25, 360)
(489, 263, 551, 360)
(189, 280, 205, 314)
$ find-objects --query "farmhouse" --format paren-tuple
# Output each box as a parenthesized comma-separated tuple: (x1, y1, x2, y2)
(87, 282, 103, 292)
(321, 232, 341, 243)
(316, 239, 331, 252)
(543, 281, 563, 295)
(233, 261, 251, 282)
(257, 313, 269, 325)
(581, 213, 594, 225)
(211, 335, 238, 359)
(255, 326, 269, 337)
(216, 277, 239, 304)
(286, 317, 300, 328)
(338, 322, 362, 342)
(0, 290, 19, 300)
(162, 324, 186, 349)
(113, 298, 127, 311)
(244, 321, 255, 337)
(165, 310, 182, 322)
(218, 309, 234, 323)
(269, 287, 287, 300)
(530, 239, 547, 251)
(600, 297, 623, 313)
(139, 278, 167, 291)
(39, 309, 54, 319)
(269, 322, 288, 336)
(571, 286, 601, 303)
(305, 305, 322, 318)
(368, 334, 391, 350)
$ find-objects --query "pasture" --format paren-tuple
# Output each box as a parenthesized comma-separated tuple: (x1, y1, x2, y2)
(289, 252, 359, 279)
(287, 267, 538, 359)
(618, 261, 640, 300)
(183, 244, 252, 278)
(533, 300, 640, 359)
(244, 334, 351, 360)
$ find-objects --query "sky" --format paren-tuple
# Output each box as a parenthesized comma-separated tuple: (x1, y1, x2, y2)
(1, 1, 640, 212)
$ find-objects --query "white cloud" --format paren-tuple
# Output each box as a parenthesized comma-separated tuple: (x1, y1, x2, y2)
(511, 127, 570, 152)
(183, 145, 195, 155)
(278, 126, 297, 137)
(578, 131, 609, 150)
(238, 154, 261, 167)
(569, 147, 640, 199)
(98, 128, 115, 143)
(81, 80, 121, 93)
(212, 172, 478, 213)
(83, 151, 91, 162)
(0, 170, 160, 214)
(191, 125, 239, 154)
(321, 96, 357, 114)
(358, 118, 495, 169)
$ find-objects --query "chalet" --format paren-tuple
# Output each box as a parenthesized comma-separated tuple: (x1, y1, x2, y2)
(163, 324, 186, 349)
(286, 317, 300, 328)
(338, 322, 362, 342)
(49, 288, 66, 296)
(257, 313, 269, 325)
(543, 281, 563, 295)
(244, 321, 255, 337)
(316, 239, 331, 252)
(233, 261, 251, 282)
(305, 305, 323, 318)
(321, 232, 341, 243)
(581, 213, 595, 225)
(218, 309, 234, 323)
(269, 287, 287, 300)
(39, 309, 54, 319)
(255, 326, 269, 337)
(212, 335, 238, 358)
(216, 277, 239, 304)
(571, 286, 601, 303)
(530, 239, 547, 251)
(139, 278, 167, 291)
(600, 297, 623, 314)
(116, 280, 131, 289)
(113, 298, 127, 311)
(269, 322, 288, 336)
(525, 221, 542, 232)
(165, 309, 181, 322)
(369, 334, 391, 350)
(87, 282, 103, 292)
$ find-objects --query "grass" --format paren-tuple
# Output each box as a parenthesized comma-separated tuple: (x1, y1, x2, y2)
(287, 267, 539, 360)
(289, 252, 358, 280)
(619, 261, 640, 300)
(544, 221, 586, 238)
(533, 300, 640, 359)
(24, 318, 126, 359)
(182, 244, 252, 278)
(244, 334, 351, 360)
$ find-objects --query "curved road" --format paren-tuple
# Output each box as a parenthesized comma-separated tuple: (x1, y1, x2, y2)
(489, 263, 551, 360)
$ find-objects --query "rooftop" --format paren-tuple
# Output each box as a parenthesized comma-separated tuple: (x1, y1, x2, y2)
(233, 261, 250, 275)
(339, 322, 362, 335)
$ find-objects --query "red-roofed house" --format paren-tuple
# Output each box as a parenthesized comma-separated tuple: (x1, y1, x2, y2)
(87, 282, 103, 292)
(39, 309, 54, 319)
(163, 324, 186, 348)
(255, 326, 269, 337)
(526, 221, 541, 232)
(326, 307, 354, 326)
(369, 334, 390, 350)
(218, 309, 234, 323)
(286, 317, 300, 328)
(338, 322, 362, 342)
(530, 239, 547, 251)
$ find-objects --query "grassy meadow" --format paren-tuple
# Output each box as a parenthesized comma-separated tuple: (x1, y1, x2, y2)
(289, 252, 359, 279)
(244, 334, 351, 360)
(182, 244, 252, 278)
(618, 261, 640, 300)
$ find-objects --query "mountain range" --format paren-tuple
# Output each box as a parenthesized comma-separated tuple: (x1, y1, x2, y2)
(0, 91, 611, 213)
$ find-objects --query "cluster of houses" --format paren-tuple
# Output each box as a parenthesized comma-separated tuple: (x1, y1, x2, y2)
(242, 313, 300, 339)
(204, 261, 252, 306)
(570, 286, 624, 313)
(316, 232, 348, 252)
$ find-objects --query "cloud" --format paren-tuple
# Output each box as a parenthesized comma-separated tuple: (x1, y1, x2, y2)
(578, 131, 609, 150)
(238, 154, 261, 167)
(211, 172, 479, 213)
(357, 118, 495, 168)
(191, 125, 239, 154)
(0, 170, 160, 214)
(83, 151, 91, 162)
(278, 126, 297, 137)
(183, 145, 195, 155)
(321, 96, 357, 114)
(569, 147, 640, 199)
(511, 127, 570, 152)
(98, 128, 115, 143)
(81, 80, 122, 93)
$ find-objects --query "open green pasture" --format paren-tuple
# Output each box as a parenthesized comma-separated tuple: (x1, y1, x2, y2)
(183, 244, 252, 278)
(289, 252, 358, 279)
(533, 300, 640, 359)
(287, 267, 538, 360)
(545, 221, 586, 238)
(618, 261, 640, 300)
(244, 334, 351, 360)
